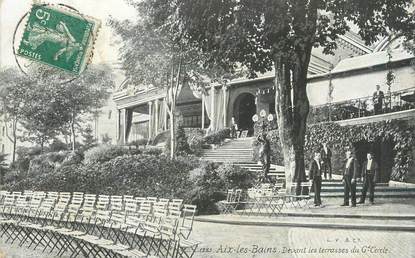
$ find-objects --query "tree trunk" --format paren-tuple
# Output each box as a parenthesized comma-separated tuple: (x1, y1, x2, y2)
(169, 107, 176, 159)
(12, 119, 17, 162)
(70, 114, 76, 152)
(274, 53, 311, 195)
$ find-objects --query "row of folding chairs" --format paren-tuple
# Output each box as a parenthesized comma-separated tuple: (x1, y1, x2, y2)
(0, 190, 200, 257)
(221, 182, 313, 216)
(0, 191, 186, 216)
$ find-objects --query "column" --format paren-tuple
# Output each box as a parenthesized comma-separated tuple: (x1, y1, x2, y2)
(223, 85, 227, 127)
(163, 98, 168, 130)
(210, 86, 215, 130)
(118, 108, 127, 144)
(154, 99, 159, 135)
(148, 101, 153, 140)
(201, 94, 205, 129)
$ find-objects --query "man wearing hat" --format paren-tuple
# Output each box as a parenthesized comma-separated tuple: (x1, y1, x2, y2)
(341, 149, 358, 207)
(358, 152, 379, 204)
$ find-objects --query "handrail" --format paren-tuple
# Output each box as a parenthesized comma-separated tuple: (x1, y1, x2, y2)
(309, 87, 415, 123)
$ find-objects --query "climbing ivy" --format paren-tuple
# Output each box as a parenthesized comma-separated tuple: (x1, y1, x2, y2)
(254, 120, 415, 182)
(306, 120, 415, 182)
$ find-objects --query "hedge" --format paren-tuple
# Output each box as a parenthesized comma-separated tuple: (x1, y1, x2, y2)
(2, 148, 256, 214)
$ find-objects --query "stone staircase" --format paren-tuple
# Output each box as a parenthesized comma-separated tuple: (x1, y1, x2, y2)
(201, 137, 255, 163)
(201, 138, 415, 198)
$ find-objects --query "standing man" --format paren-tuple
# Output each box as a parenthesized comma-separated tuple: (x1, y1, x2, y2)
(309, 151, 322, 207)
(341, 149, 359, 207)
(358, 152, 379, 205)
(373, 84, 384, 115)
(230, 117, 238, 138)
(257, 132, 271, 182)
(320, 142, 332, 180)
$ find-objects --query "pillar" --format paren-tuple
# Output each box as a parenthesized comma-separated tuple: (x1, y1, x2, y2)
(117, 108, 127, 144)
(201, 94, 205, 129)
(223, 85, 227, 127)
(154, 99, 159, 135)
(163, 97, 168, 130)
(148, 101, 153, 140)
(210, 86, 215, 130)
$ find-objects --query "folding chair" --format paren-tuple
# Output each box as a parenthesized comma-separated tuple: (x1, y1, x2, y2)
(176, 205, 200, 258)
(219, 190, 235, 214)
(286, 182, 312, 208)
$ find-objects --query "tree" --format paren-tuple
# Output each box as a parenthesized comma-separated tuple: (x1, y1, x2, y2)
(0, 68, 35, 161)
(59, 65, 113, 152)
(142, 0, 415, 193)
(111, 2, 238, 159)
(176, 125, 191, 155)
(81, 125, 97, 151)
(18, 78, 72, 152)
(0, 153, 8, 185)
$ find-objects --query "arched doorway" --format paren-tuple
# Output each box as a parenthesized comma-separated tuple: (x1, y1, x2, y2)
(233, 93, 256, 136)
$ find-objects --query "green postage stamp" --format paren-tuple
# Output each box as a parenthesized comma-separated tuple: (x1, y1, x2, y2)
(17, 4, 100, 75)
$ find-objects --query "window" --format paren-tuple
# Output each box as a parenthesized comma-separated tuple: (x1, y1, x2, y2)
(108, 110, 112, 119)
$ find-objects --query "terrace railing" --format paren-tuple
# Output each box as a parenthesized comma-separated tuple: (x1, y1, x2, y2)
(308, 87, 415, 124)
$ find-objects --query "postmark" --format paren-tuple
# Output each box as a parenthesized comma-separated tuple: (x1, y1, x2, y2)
(17, 3, 100, 75)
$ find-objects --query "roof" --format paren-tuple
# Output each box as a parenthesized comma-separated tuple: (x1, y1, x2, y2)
(331, 50, 414, 74)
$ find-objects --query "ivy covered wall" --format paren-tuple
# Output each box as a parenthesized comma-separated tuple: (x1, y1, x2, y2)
(254, 119, 415, 182)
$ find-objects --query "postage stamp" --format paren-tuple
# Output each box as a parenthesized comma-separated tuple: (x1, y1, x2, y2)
(17, 4, 100, 75)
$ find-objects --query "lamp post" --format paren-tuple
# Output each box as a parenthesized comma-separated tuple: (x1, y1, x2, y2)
(252, 109, 275, 134)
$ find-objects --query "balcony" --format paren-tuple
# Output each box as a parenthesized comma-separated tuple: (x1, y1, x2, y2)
(308, 87, 415, 126)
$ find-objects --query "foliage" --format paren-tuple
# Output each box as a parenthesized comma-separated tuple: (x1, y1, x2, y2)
(84, 145, 138, 164)
(81, 126, 97, 151)
(252, 130, 284, 165)
(0, 68, 32, 161)
(101, 134, 112, 145)
(144, 0, 415, 189)
(110, 1, 235, 158)
(217, 163, 256, 190)
(176, 126, 191, 155)
(203, 128, 230, 145)
(187, 162, 226, 214)
(253, 120, 415, 182)
(0, 154, 8, 185)
(305, 120, 415, 182)
(49, 139, 69, 152)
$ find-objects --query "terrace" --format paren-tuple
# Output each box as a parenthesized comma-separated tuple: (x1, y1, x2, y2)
(308, 87, 415, 125)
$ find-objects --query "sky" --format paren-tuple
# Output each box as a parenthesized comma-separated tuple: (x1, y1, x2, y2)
(0, 0, 137, 84)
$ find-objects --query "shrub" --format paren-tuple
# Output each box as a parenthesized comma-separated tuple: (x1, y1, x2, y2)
(188, 136, 204, 156)
(187, 162, 225, 215)
(176, 126, 191, 155)
(84, 145, 139, 164)
(217, 163, 257, 190)
(203, 128, 230, 145)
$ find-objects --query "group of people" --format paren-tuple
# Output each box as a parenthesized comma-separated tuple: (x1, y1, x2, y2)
(309, 144, 379, 207)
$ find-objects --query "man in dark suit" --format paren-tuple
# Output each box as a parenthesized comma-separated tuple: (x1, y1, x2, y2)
(358, 152, 379, 204)
(320, 143, 332, 180)
(341, 149, 359, 207)
(373, 84, 384, 115)
(309, 151, 322, 206)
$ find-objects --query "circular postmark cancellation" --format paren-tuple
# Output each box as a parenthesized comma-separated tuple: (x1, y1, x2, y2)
(13, 2, 101, 83)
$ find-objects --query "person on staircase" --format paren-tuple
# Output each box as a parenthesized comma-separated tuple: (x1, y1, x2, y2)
(257, 132, 271, 183)
(230, 117, 238, 138)
(341, 149, 358, 207)
(320, 142, 332, 180)
(358, 152, 379, 205)
(309, 151, 323, 207)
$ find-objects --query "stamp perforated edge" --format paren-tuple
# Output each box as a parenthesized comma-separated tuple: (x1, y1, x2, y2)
(16, 2, 101, 75)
